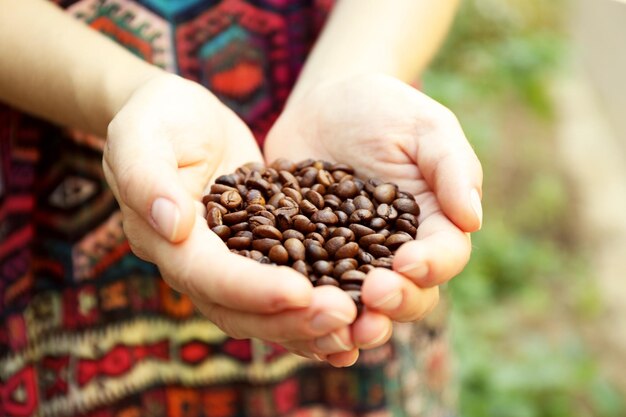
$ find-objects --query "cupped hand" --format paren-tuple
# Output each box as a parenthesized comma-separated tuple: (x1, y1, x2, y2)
(264, 73, 483, 351)
(103, 73, 358, 365)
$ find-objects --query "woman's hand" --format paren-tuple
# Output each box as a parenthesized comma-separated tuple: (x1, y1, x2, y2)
(265, 73, 483, 350)
(104, 73, 358, 365)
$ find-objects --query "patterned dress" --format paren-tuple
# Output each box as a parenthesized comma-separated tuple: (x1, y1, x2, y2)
(0, 1, 454, 416)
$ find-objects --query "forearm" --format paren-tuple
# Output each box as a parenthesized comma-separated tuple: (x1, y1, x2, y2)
(290, 0, 459, 102)
(0, 0, 161, 136)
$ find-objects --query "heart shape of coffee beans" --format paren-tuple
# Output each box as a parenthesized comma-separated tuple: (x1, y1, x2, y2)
(202, 159, 420, 313)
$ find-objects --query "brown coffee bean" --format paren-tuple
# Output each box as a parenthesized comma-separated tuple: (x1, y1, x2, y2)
(373, 183, 397, 203)
(279, 197, 299, 209)
(283, 187, 302, 203)
(249, 215, 274, 229)
(230, 222, 249, 233)
(311, 208, 338, 225)
(268, 192, 285, 208)
(341, 270, 366, 284)
(340, 200, 356, 216)
(263, 167, 279, 182)
(316, 275, 340, 287)
(235, 230, 253, 239)
(324, 194, 342, 209)
(371, 257, 394, 268)
(306, 243, 329, 262)
(335, 242, 359, 259)
(211, 225, 231, 240)
(282, 229, 305, 241)
(341, 283, 362, 291)
(271, 158, 297, 173)
(376, 203, 398, 221)
(215, 174, 239, 187)
(274, 206, 299, 218)
(331, 163, 355, 174)
(236, 184, 248, 195)
(293, 215, 316, 233)
(369, 244, 392, 258)
(332, 227, 355, 241)
(268, 183, 282, 197)
(244, 161, 265, 172)
(246, 204, 265, 214)
(299, 199, 318, 216)
(324, 236, 346, 257)
(206, 201, 228, 215)
(306, 232, 325, 245)
(304, 190, 325, 209)
(248, 250, 264, 261)
(313, 260, 334, 276)
(269, 245, 289, 265)
(392, 198, 420, 215)
(210, 183, 237, 194)
(253, 225, 283, 240)
(317, 169, 334, 187)
(345, 290, 362, 311)
(349, 224, 375, 239)
(349, 209, 373, 224)
(292, 259, 308, 277)
(285, 238, 306, 261)
(299, 167, 319, 187)
(332, 170, 349, 182)
(379, 228, 391, 238)
(202, 193, 222, 204)
(369, 217, 387, 230)
(396, 219, 417, 236)
(311, 183, 326, 195)
(334, 210, 348, 226)
(275, 213, 292, 230)
(333, 259, 357, 279)
(238, 249, 250, 257)
(278, 170, 299, 189)
(206, 207, 223, 228)
(296, 158, 316, 170)
(252, 238, 281, 253)
(336, 180, 359, 199)
(397, 191, 414, 200)
(223, 210, 248, 225)
(356, 250, 374, 265)
(245, 177, 271, 194)
(220, 190, 243, 209)
(359, 265, 375, 274)
(227, 236, 251, 250)
(353, 195, 374, 211)
(315, 223, 330, 240)
(385, 233, 413, 250)
(359, 233, 386, 248)
(259, 256, 272, 264)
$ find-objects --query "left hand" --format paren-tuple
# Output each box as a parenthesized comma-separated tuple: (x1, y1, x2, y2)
(264, 73, 483, 356)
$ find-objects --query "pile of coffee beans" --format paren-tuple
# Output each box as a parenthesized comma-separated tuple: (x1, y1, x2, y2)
(202, 159, 420, 312)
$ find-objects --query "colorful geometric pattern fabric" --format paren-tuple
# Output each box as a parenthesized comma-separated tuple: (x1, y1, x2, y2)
(0, 1, 455, 416)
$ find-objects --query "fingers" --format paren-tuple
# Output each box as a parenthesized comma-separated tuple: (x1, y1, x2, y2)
(360, 268, 439, 322)
(121, 209, 315, 313)
(192, 285, 356, 342)
(413, 103, 483, 233)
(392, 200, 472, 287)
(351, 309, 393, 349)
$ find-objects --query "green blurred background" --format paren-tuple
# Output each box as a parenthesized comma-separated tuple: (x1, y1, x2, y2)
(421, 0, 626, 415)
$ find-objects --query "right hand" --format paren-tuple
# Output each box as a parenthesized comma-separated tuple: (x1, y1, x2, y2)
(103, 73, 358, 365)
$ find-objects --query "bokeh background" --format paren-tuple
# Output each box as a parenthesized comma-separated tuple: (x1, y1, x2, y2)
(422, 0, 626, 415)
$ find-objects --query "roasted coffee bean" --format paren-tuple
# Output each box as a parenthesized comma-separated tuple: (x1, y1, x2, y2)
(245, 203, 265, 214)
(282, 229, 305, 241)
(376, 203, 398, 221)
(206, 201, 228, 215)
(253, 225, 283, 240)
(202, 193, 222, 204)
(333, 259, 358, 279)
(244, 161, 266, 172)
(259, 256, 272, 264)
(311, 184, 326, 195)
(336, 180, 359, 199)
(313, 260, 334, 276)
(278, 170, 299, 189)
(317, 169, 334, 186)
(268, 183, 283, 197)
(283, 187, 302, 203)
(211, 225, 231, 240)
(230, 222, 249, 233)
(278, 196, 298, 209)
(210, 183, 237, 194)
(227, 236, 251, 250)
(324, 236, 346, 257)
(331, 163, 354, 174)
(353, 195, 374, 211)
(223, 210, 248, 225)
(215, 174, 239, 187)
(371, 257, 394, 268)
(292, 259, 308, 277)
(206, 207, 223, 228)
(275, 213, 292, 230)
(379, 228, 391, 238)
(358, 264, 375, 274)
(306, 242, 329, 262)
(345, 290, 363, 312)
(248, 250, 264, 261)
(311, 208, 338, 225)
(271, 158, 297, 173)
(238, 249, 250, 257)
(369, 217, 387, 230)
(296, 158, 316, 170)
(349, 209, 373, 224)
(369, 244, 392, 258)
(332, 227, 355, 241)
(293, 215, 316, 233)
(398, 212, 418, 225)
(356, 250, 374, 265)
(304, 190, 324, 209)
(392, 198, 420, 215)
(373, 183, 397, 203)
(359, 233, 386, 248)
(306, 232, 325, 245)
(274, 206, 299, 218)
(236, 184, 248, 195)
(340, 200, 356, 216)
(341, 270, 366, 284)
(332, 170, 349, 182)
(269, 245, 289, 265)
(364, 178, 382, 194)
(252, 238, 281, 253)
(235, 230, 253, 239)
(300, 167, 319, 187)
(385, 232, 413, 250)
(285, 238, 306, 261)
(299, 199, 318, 216)
(341, 283, 362, 291)
(263, 168, 279, 182)
(245, 177, 271, 194)
(249, 215, 274, 229)
(334, 210, 348, 226)
(349, 224, 375, 239)
(397, 191, 414, 200)
(268, 192, 285, 208)
(324, 194, 342, 209)
(316, 275, 340, 287)
(220, 190, 243, 209)
(335, 242, 359, 259)
(315, 223, 330, 240)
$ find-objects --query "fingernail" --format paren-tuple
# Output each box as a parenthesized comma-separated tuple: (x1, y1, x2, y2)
(397, 262, 428, 280)
(310, 311, 353, 333)
(470, 189, 483, 229)
(315, 332, 353, 353)
(360, 323, 392, 349)
(371, 290, 403, 311)
(312, 353, 325, 362)
(151, 197, 180, 240)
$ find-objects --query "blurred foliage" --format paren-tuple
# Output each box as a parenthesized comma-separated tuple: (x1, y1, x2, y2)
(422, 0, 626, 416)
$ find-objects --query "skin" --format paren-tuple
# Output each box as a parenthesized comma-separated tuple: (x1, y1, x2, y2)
(0, 0, 482, 367)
